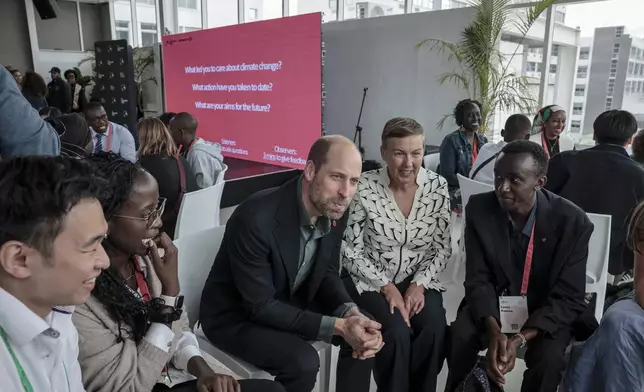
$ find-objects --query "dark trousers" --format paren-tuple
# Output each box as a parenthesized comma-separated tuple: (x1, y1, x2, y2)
(152, 379, 285, 392)
(348, 277, 448, 392)
(445, 305, 571, 392)
(205, 321, 373, 392)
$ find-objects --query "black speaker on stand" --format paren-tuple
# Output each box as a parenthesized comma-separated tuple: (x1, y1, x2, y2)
(33, 0, 58, 20)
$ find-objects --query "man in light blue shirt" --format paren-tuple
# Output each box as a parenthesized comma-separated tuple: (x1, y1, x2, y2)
(0, 65, 60, 158)
(84, 101, 136, 162)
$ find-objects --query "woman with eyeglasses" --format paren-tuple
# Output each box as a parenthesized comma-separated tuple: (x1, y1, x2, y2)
(73, 152, 284, 392)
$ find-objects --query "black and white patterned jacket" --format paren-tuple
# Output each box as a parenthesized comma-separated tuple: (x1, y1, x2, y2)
(342, 167, 452, 294)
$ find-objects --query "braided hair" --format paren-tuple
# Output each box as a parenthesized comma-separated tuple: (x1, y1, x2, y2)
(453, 99, 482, 127)
(86, 152, 160, 343)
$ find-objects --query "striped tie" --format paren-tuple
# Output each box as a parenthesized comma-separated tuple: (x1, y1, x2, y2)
(94, 133, 104, 154)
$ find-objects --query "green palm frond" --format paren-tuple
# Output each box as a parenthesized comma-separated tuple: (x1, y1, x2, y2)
(418, 0, 560, 133)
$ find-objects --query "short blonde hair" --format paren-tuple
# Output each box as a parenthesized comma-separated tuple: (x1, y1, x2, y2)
(381, 117, 424, 145)
(138, 117, 178, 157)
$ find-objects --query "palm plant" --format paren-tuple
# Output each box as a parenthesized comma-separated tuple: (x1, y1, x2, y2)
(418, 0, 560, 133)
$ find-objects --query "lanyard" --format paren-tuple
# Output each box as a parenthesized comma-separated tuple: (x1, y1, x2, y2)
(179, 139, 196, 156)
(540, 132, 554, 160)
(471, 137, 479, 162)
(520, 223, 536, 296)
(105, 123, 113, 152)
(0, 326, 35, 392)
(131, 257, 151, 301)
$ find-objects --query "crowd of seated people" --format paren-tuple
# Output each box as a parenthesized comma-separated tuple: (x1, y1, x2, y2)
(4, 54, 644, 392)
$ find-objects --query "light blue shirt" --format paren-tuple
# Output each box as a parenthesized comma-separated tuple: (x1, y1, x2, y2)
(90, 121, 136, 162)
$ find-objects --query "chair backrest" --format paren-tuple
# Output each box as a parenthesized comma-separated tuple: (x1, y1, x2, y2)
(217, 163, 228, 184)
(585, 213, 611, 285)
(457, 174, 494, 211)
(424, 153, 440, 172)
(174, 181, 226, 239)
(175, 225, 226, 327)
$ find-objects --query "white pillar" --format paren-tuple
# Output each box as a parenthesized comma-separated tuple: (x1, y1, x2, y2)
(538, 5, 555, 106)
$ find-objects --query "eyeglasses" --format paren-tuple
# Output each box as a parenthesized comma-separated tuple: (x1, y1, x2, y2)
(113, 197, 166, 228)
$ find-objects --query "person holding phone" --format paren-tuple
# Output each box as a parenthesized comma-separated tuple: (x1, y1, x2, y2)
(73, 152, 284, 392)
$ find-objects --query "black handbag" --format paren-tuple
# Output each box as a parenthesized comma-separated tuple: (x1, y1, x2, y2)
(455, 356, 504, 392)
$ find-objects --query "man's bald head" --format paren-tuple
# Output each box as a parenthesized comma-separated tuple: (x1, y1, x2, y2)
(170, 112, 198, 135)
(307, 135, 360, 172)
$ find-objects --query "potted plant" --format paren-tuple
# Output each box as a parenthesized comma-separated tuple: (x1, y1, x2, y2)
(418, 0, 560, 134)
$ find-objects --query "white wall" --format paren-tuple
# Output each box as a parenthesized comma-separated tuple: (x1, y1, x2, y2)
(322, 8, 475, 160)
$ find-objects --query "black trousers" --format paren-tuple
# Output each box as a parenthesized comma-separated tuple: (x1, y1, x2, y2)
(347, 277, 447, 392)
(445, 305, 571, 392)
(205, 321, 373, 392)
(152, 379, 285, 392)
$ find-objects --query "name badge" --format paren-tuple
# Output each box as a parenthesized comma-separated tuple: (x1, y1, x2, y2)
(499, 296, 528, 333)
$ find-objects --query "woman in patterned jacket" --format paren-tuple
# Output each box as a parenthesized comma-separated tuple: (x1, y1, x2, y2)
(342, 117, 452, 392)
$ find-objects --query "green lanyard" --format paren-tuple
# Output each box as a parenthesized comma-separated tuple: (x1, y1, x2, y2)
(0, 326, 35, 392)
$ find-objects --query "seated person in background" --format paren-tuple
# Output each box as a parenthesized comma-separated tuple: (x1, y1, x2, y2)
(439, 99, 488, 205)
(546, 110, 644, 278)
(8, 68, 22, 86)
(0, 156, 108, 391)
(58, 112, 94, 158)
(342, 118, 451, 392)
(137, 117, 199, 239)
(529, 105, 574, 158)
(159, 112, 177, 128)
(200, 136, 384, 392)
(631, 129, 644, 167)
(0, 66, 60, 158)
(470, 114, 531, 184)
(565, 201, 644, 392)
(169, 112, 224, 188)
(75, 152, 284, 392)
(64, 69, 88, 114)
(85, 101, 136, 162)
(21, 71, 48, 111)
(445, 141, 593, 392)
(39, 106, 63, 120)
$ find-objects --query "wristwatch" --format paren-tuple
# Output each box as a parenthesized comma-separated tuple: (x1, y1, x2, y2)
(150, 308, 183, 324)
(159, 294, 184, 310)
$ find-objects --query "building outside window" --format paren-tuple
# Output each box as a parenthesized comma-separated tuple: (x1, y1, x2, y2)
(570, 121, 581, 132)
(616, 26, 624, 37)
(579, 48, 590, 60)
(450, 0, 468, 8)
(629, 62, 635, 75)
(115, 20, 130, 42)
(247, 8, 259, 21)
(549, 64, 557, 73)
(179, 26, 200, 33)
(626, 80, 632, 94)
(136, 0, 155, 4)
(574, 85, 585, 96)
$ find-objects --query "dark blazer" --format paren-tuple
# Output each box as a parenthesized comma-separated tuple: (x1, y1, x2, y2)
(47, 78, 71, 113)
(464, 190, 593, 336)
(199, 178, 352, 341)
(439, 129, 488, 192)
(546, 144, 644, 275)
(138, 154, 199, 239)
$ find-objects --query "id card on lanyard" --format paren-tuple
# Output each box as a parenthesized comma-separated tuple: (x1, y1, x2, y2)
(500, 223, 535, 333)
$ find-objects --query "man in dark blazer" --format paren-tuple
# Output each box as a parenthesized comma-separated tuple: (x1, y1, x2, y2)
(445, 141, 594, 392)
(200, 135, 383, 392)
(546, 109, 644, 276)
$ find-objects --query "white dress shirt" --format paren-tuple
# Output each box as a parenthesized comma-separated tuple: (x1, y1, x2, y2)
(90, 121, 136, 163)
(0, 288, 85, 392)
(469, 140, 506, 184)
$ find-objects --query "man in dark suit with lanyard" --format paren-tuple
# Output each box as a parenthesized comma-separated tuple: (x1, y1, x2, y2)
(445, 140, 594, 392)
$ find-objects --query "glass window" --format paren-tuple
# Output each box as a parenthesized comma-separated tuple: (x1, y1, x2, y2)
(554, 9, 565, 24)
(552, 44, 559, 57)
(205, 0, 238, 28)
(607, 86, 614, 96)
(640, 81, 644, 92)
(616, 26, 624, 37)
(574, 85, 585, 96)
(573, 103, 583, 115)
(640, 65, 644, 76)
(450, 0, 468, 8)
(244, 0, 282, 22)
(345, 0, 403, 20)
(526, 62, 537, 72)
(549, 64, 557, 73)
(632, 47, 638, 58)
(114, 1, 133, 44)
(412, 0, 434, 12)
(178, 0, 198, 9)
(570, 121, 581, 132)
(626, 81, 632, 93)
(629, 62, 634, 74)
(636, 63, 640, 74)
(289, 0, 337, 23)
(140, 22, 157, 46)
(179, 26, 200, 33)
(579, 47, 590, 60)
(577, 66, 588, 78)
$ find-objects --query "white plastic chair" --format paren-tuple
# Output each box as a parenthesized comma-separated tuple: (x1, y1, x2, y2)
(174, 181, 226, 239)
(174, 226, 333, 392)
(423, 153, 440, 172)
(452, 174, 494, 283)
(216, 163, 228, 184)
(585, 213, 611, 322)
